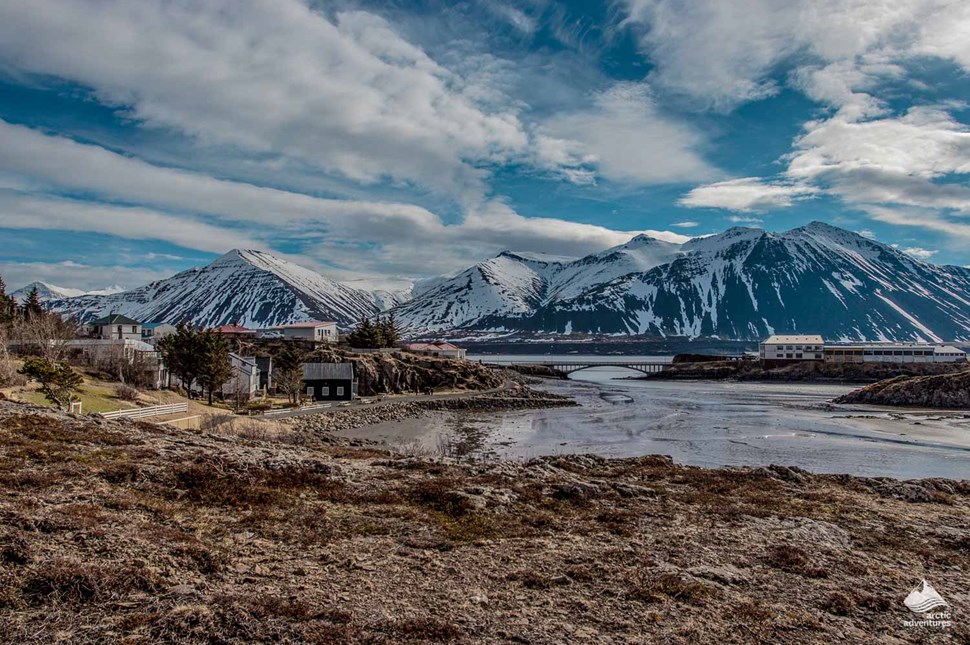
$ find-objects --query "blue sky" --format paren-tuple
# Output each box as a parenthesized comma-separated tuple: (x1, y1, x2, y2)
(1, 0, 969, 292)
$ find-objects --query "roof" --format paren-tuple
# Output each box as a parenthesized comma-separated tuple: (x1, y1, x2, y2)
(90, 313, 141, 326)
(141, 322, 175, 329)
(271, 321, 337, 329)
(762, 335, 824, 345)
(212, 324, 255, 334)
(303, 362, 355, 380)
(407, 342, 464, 352)
(936, 346, 966, 354)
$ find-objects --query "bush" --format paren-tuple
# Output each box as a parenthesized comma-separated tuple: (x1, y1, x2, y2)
(114, 383, 140, 402)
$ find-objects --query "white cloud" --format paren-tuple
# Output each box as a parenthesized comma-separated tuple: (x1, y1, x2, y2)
(0, 260, 167, 293)
(0, 191, 262, 254)
(679, 178, 817, 212)
(539, 83, 720, 184)
(0, 120, 690, 280)
(902, 246, 938, 259)
(866, 205, 970, 240)
(672, 221, 699, 228)
(727, 215, 764, 225)
(621, 0, 970, 112)
(857, 229, 876, 239)
(0, 0, 533, 202)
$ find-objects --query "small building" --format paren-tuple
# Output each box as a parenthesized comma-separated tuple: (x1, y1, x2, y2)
(141, 322, 177, 345)
(222, 354, 260, 401)
(268, 321, 338, 343)
(405, 341, 467, 360)
(211, 323, 258, 340)
(255, 356, 273, 390)
(824, 344, 967, 364)
(90, 313, 142, 341)
(303, 362, 357, 401)
(759, 335, 825, 366)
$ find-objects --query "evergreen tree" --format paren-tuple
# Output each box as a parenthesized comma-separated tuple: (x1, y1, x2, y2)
(196, 330, 232, 405)
(157, 324, 204, 396)
(347, 316, 385, 349)
(380, 311, 401, 347)
(274, 344, 305, 404)
(0, 275, 13, 324)
(22, 286, 43, 320)
(19, 357, 84, 408)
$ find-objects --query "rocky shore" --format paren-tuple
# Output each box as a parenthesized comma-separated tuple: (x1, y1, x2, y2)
(836, 369, 970, 408)
(1, 400, 968, 643)
(283, 385, 576, 434)
(645, 358, 967, 384)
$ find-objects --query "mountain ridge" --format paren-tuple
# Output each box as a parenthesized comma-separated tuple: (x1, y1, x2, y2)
(41, 222, 970, 341)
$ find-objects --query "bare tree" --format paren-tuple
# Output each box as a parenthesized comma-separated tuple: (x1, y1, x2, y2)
(0, 325, 15, 386)
(10, 312, 77, 363)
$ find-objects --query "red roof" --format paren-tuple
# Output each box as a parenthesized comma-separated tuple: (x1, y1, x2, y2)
(212, 324, 256, 334)
(271, 321, 337, 329)
(407, 342, 463, 352)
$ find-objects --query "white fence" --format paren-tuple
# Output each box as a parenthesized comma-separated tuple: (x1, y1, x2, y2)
(101, 403, 189, 420)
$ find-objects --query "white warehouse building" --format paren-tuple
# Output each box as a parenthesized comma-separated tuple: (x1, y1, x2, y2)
(760, 335, 967, 366)
(759, 335, 825, 366)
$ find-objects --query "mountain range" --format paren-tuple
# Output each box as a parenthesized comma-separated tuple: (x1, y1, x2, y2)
(26, 222, 970, 342)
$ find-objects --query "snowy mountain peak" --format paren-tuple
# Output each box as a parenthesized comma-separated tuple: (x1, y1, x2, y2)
(11, 281, 118, 302)
(51, 250, 381, 329)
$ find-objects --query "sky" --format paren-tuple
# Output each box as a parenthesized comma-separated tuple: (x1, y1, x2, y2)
(0, 0, 969, 293)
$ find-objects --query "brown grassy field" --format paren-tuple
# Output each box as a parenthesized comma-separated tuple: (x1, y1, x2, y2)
(0, 399, 967, 643)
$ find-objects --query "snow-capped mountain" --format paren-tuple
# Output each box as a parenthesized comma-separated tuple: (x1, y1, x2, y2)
(397, 222, 970, 342)
(10, 281, 124, 303)
(394, 237, 683, 333)
(51, 250, 381, 328)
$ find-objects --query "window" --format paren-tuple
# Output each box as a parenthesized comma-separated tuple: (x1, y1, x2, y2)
(306, 386, 313, 397)
(131, 326, 137, 333)
(321, 387, 329, 396)
(786, 353, 793, 359)
(795, 353, 803, 359)
(337, 387, 344, 396)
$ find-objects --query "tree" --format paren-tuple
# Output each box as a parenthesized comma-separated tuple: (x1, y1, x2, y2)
(196, 330, 232, 405)
(0, 326, 14, 387)
(19, 357, 84, 408)
(157, 324, 204, 396)
(0, 275, 15, 324)
(379, 311, 401, 348)
(274, 344, 305, 405)
(9, 310, 77, 363)
(346, 316, 387, 349)
(22, 286, 44, 320)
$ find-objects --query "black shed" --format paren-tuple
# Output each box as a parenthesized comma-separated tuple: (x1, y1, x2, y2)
(303, 362, 357, 401)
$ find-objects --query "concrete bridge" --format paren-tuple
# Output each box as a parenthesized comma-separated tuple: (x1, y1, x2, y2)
(492, 360, 672, 376)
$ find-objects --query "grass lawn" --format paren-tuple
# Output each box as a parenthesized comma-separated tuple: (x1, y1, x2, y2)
(14, 378, 139, 414)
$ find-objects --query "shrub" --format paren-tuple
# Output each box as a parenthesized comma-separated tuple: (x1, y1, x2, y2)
(407, 480, 475, 518)
(764, 544, 828, 578)
(114, 383, 140, 402)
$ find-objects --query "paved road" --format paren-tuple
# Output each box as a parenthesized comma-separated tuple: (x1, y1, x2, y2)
(262, 379, 515, 419)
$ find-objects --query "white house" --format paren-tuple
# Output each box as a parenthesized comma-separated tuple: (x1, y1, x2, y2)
(759, 335, 824, 366)
(266, 321, 338, 343)
(222, 354, 260, 401)
(89, 313, 142, 341)
(141, 322, 177, 345)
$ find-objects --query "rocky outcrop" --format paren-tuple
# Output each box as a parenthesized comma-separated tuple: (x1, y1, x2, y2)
(648, 359, 967, 383)
(835, 369, 970, 408)
(301, 348, 504, 396)
(285, 386, 576, 433)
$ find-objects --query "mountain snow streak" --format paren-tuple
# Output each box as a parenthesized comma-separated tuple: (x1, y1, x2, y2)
(397, 223, 970, 341)
(51, 250, 381, 328)
(47, 224, 970, 340)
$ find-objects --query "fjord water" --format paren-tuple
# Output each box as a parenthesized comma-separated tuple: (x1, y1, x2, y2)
(344, 356, 970, 480)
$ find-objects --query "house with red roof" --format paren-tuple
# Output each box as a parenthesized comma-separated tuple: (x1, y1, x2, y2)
(405, 341, 466, 360)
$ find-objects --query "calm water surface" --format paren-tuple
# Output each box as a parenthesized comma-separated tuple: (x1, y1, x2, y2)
(340, 355, 970, 480)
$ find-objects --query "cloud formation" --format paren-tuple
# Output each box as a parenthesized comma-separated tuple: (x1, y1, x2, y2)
(679, 178, 818, 212)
